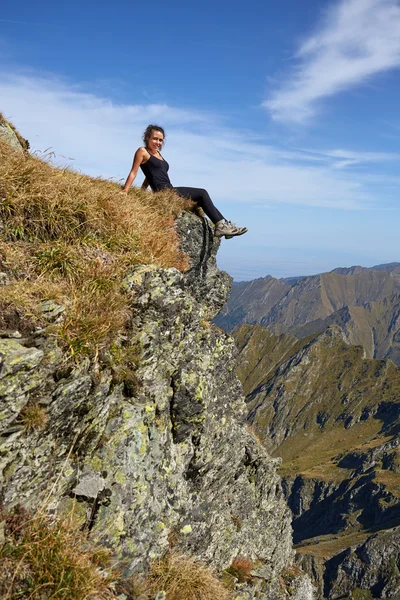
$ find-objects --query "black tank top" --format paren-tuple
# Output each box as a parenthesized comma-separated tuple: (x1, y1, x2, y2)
(140, 151, 173, 192)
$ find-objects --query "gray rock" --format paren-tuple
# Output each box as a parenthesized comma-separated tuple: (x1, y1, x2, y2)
(0, 212, 295, 595)
(0, 339, 44, 429)
(324, 527, 400, 599)
(39, 300, 66, 321)
(0, 122, 25, 153)
(72, 473, 106, 499)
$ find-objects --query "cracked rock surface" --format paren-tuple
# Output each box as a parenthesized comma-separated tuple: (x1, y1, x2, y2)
(0, 212, 300, 596)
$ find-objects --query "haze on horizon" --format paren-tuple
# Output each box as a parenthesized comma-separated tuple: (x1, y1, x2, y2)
(1, 0, 400, 280)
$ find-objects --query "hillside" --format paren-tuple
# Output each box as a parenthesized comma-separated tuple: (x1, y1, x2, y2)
(0, 115, 311, 599)
(0, 113, 193, 358)
(235, 323, 400, 598)
(216, 266, 400, 365)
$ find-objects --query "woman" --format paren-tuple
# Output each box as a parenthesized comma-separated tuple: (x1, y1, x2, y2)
(122, 125, 247, 239)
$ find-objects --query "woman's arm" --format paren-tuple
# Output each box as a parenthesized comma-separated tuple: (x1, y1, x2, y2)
(122, 147, 147, 192)
(141, 178, 149, 190)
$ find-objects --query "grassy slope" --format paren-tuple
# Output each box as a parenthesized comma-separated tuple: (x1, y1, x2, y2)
(245, 327, 400, 476)
(0, 122, 194, 358)
(234, 323, 308, 396)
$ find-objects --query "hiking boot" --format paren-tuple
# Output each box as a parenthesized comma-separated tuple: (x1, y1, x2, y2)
(214, 219, 248, 239)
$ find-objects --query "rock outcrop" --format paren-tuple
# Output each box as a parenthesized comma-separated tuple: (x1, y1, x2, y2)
(0, 114, 29, 153)
(0, 208, 304, 596)
(322, 527, 400, 599)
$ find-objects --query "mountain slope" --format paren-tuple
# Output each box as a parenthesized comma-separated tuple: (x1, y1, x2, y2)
(235, 323, 400, 597)
(291, 293, 400, 364)
(216, 265, 400, 366)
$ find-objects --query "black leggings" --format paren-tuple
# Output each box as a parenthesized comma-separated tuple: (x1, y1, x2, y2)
(174, 187, 224, 224)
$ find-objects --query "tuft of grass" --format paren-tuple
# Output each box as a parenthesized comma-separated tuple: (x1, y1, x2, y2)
(109, 341, 142, 396)
(0, 135, 194, 359)
(20, 404, 48, 432)
(351, 588, 374, 600)
(130, 552, 232, 600)
(225, 556, 254, 583)
(35, 244, 80, 281)
(0, 506, 118, 600)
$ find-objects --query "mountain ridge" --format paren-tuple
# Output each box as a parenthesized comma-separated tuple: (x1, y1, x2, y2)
(216, 263, 400, 365)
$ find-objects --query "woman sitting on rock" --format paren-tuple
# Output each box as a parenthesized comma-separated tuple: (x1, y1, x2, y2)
(122, 124, 247, 239)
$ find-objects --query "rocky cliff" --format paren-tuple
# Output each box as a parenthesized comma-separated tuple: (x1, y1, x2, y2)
(0, 119, 313, 599)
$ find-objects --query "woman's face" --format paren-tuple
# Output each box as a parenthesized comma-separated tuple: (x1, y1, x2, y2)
(148, 130, 164, 153)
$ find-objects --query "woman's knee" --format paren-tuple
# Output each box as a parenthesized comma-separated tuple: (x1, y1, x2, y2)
(197, 188, 210, 200)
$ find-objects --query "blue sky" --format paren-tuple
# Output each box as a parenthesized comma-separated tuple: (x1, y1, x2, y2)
(1, 0, 400, 280)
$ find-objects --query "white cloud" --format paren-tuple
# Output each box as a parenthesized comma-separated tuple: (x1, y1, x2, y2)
(297, 147, 400, 169)
(264, 0, 400, 123)
(0, 71, 392, 210)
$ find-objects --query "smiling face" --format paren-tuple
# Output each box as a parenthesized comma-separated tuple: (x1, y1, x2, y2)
(147, 129, 164, 154)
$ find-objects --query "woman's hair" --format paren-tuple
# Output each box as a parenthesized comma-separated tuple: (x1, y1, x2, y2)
(143, 124, 165, 147)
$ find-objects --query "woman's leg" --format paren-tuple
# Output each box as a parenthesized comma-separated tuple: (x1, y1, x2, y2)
(175, 187, 224, 224)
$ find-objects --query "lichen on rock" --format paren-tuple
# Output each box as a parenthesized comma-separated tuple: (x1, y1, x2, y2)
(0, 211, 300, 596)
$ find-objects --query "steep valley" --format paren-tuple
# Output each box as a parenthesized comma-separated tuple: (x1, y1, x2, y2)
(234, 324, 400, 598)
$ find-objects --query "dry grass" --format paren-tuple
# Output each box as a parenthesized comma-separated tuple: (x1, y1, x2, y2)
(225, 556, 254, 583)
(20, 404, 48, 432)
(374, 468, 400, 498)
(125, 552, 232, 600)
(295, 530, 371, 559)
(275, 419, 384, 480)
(0, 506, 232, 600)
(0, 134, 193, 358)
(0, 506, 118, 600)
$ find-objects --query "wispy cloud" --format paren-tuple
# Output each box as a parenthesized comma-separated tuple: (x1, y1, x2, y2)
(264, 0, 400, 123)
(0, 71, 395, 210)
(297, 147, 400, 169)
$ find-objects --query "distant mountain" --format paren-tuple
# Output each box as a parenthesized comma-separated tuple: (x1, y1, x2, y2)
(291, 292, 400, 364)
(216, 262, 400, 365)
(331, 262, 400, 275)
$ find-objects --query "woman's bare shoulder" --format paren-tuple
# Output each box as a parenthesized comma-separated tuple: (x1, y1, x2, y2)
(134, 146, 150, 162)
(136, 146, 148, 155)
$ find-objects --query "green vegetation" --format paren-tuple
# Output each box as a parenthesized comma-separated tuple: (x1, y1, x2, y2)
(0, 117, 194, 360)
(237, 323, 400, 574)
(295, 531, 371, 560)
(351, 588, 374, 600)
(238, 325, 400, 484)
